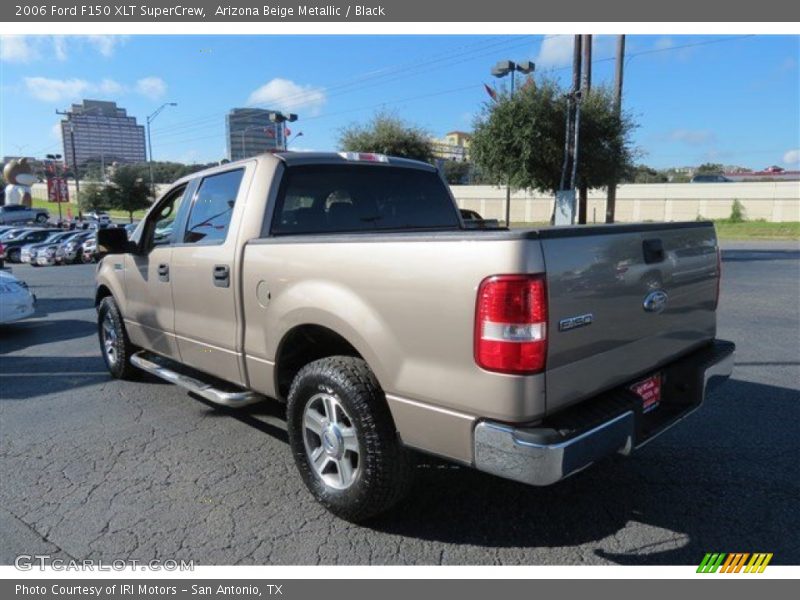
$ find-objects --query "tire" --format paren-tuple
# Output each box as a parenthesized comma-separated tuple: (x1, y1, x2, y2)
(35, 214, 48, 224)
(97, 296, 139, 379)
(287, 356, 412, 522)
(8, 249, 21, 263)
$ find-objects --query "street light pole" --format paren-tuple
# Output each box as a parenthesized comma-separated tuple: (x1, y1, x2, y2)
(491, 59, 534, 228)
(146, 102, 178, 196)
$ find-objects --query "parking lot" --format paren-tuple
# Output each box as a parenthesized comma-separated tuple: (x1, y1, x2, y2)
(1, 240, 798, 566)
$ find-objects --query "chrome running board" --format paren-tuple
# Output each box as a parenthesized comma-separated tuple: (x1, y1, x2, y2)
(131, 351, 265, 407)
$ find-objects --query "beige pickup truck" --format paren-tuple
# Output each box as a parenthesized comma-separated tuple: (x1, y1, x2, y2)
(96, 152, 734, 522)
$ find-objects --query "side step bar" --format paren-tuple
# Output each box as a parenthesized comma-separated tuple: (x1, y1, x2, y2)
(130, 351, 265, 408)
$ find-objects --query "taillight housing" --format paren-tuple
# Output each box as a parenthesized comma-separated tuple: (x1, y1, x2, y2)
(474, 274, 548, 374)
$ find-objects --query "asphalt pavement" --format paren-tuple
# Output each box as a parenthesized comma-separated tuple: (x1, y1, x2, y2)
(1, 241, 798, 566)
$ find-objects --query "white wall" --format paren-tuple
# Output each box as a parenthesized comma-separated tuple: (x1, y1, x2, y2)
(451, 181, 800, 223)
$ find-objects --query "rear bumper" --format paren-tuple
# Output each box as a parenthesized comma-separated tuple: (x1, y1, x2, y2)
(473, 339, 735, 486)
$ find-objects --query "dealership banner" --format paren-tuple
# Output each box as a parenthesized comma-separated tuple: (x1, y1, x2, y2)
(3, 0, 799, 22)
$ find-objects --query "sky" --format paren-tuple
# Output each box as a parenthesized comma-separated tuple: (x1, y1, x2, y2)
(1, 34, 798, 170)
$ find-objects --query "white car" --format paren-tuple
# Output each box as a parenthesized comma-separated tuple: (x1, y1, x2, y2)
(0, 271, 35, 324)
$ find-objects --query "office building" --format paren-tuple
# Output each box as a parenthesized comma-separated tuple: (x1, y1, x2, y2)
(226, 108, 284, 161)
(60, 100, 146, 168)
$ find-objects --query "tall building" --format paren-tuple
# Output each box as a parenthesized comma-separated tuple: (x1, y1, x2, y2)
(431, 130, 472, 161)
(60, 100, 146, 169)
(226, 108, 284, 161)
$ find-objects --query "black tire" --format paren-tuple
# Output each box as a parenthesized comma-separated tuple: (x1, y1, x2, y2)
(287, 356, 412, 522)
(7, 248, 21, 263)
(35, 214, 48, 224)
(97, 296, 139, 379)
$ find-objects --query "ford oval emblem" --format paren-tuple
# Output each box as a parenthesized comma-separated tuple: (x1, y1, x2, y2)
(643, 290, 668, 313)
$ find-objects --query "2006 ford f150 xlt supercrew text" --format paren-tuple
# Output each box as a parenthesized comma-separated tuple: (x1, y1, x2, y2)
(95, 152, 734, 521)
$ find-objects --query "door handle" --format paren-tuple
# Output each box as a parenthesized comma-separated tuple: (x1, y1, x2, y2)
(157, 263, 169, 282)
(213, 264, 230, 288)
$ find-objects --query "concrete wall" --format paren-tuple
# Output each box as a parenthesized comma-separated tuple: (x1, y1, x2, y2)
(451, 181, 800, 223)
(28, 180, 800, 223)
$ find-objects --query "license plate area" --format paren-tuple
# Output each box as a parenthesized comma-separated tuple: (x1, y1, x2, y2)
(629, 373, 661, 414)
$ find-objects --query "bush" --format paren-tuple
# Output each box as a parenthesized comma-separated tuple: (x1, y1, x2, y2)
(729, 199, 746, 223)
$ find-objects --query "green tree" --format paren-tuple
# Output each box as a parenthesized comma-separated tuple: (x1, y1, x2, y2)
(627, 164, 668, 184)
(441, 160, 472, 185)
(78, 182, 111, 213)
(339, 112, 434, 162)
(108, 165, 152, 222)
(696, 162, 724, 175)
(470, 78, 637, 194)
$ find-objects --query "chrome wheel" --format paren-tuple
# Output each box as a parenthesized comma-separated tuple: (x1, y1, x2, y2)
(302, 392, 360, 490)
(101, 313, 118, 367)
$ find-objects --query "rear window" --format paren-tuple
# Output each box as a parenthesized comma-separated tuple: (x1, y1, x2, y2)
(270, 165, 459, 235)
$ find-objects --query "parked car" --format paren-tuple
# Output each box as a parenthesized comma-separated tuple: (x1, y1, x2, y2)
(0, 242, 5, 269)
(0, 227, 30, 242)
(1, 229, 52, 263)
(20, 231, 76, 265)
(59, 231, 93, 264)
(95, 151, 734, 522)
(690, 174, 732, 183)
(86, 211, 112, 224)
(0, 205, 50, 225)
(82, 236, 98, 263)
(460, 208, 501, 229)
(0, 270, 35, 324)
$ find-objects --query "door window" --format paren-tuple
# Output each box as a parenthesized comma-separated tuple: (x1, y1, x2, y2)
(183, 169, 244, 244)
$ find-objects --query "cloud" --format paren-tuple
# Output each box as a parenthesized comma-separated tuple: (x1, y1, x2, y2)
(53, 36, 68, 61)
(0, 36, 38, 63)
(535, 35, 575, 69)
(23, 76, 126, 103)
(783, 149, 800, 165)
(86, 35, 125, 57)
(667, 129, 716, 146)
(246, 78, 326, 115)
(135, 76, 167, 100)
(51, 122, 63, 139)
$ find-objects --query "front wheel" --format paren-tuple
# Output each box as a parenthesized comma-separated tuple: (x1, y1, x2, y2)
(35, 214, 48, 224)
(97, 296, 139, 379)
(7, 249, 21, 263)
(287, 356, 412, 523)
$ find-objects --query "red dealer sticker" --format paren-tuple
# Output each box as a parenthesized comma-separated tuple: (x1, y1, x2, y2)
(630, 373, 662, 413)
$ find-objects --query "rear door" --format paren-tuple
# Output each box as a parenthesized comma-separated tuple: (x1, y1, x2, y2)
(170, 166, 250, 385)
(540, 223, 719, 413)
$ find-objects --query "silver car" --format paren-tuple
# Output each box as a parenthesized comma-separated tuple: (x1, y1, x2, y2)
(0, 205, 50, 225)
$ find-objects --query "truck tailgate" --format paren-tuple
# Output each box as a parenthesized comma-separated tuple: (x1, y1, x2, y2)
(540, 222, 719, 414)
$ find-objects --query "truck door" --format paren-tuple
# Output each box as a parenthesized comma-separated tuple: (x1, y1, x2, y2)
(123, 183, 189, 359)
(170, 167, 249, 385)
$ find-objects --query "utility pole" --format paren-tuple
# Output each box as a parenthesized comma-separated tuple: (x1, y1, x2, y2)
(606, 34, 626, 224)
(578, 34, 592, 224)
(56, 110, 83, 220)
(553, 36, 583, 225)
(146, 102, 178, 196)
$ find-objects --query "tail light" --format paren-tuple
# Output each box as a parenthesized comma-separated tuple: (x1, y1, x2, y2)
(714, 246, 722, 310)
(474, 275, 548, 374)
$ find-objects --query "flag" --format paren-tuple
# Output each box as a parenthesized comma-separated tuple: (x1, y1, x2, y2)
(484, 83, 498, 102)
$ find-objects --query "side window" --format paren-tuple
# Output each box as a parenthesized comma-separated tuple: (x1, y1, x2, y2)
(146, 184, 187, 249)
(184, 169, 244, 244)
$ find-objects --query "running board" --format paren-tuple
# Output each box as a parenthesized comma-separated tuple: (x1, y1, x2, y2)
(130, 351, 265, 407)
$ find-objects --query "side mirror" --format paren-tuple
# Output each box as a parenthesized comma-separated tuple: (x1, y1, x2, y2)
(97, 227, 136, 257)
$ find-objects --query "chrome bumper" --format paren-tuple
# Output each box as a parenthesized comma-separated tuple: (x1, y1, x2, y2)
(473, 340, 735, 487)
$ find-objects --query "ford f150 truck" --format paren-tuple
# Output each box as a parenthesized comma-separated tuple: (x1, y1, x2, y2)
(95, 152, 735, 522)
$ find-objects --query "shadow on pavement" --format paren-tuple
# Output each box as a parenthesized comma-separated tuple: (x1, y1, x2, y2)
(0, 319, 95, 354)
(32, 297, 95, 316)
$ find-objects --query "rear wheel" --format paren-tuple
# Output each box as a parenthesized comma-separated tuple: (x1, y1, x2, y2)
(97, 296, 139, 379)
(35, 214, 48, 224)
(7, 249, 21, 263)
(287, 356, 412, 522)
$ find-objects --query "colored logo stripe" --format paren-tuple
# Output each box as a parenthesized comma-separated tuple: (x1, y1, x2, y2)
(697, 552, 773, 573)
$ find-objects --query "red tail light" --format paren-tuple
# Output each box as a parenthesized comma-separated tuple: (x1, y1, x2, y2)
(474, 275, 548, 374)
